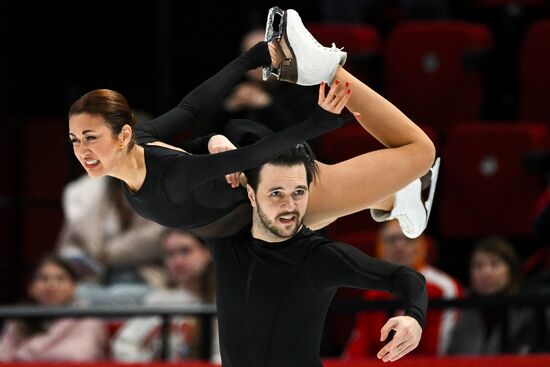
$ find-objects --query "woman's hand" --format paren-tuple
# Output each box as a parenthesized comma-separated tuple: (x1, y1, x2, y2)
(207, 135, 242, 188)
(318, 79, 352, 114)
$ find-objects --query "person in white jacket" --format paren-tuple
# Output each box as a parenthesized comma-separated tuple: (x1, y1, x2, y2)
(112, 229, 220, 363)
(57, 174, 166, 306)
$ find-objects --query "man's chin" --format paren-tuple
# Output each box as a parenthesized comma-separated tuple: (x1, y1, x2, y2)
(271, 224, 301, 239)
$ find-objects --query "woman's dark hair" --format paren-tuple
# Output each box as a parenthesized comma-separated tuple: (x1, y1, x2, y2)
(69, 89, 136, 149)
(245, 142, 319, 192)
(31, 255, 79, 284)
(17, 255, 79, 336)
(472, 236, 522, 294)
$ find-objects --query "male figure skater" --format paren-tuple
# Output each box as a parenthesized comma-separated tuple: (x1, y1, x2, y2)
(208, 144, 427, 366)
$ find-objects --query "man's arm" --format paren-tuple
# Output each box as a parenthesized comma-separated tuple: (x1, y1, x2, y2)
(311, 241, 427, 361)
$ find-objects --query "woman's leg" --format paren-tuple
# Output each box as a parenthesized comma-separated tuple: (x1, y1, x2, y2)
(304, 67, 436, 229)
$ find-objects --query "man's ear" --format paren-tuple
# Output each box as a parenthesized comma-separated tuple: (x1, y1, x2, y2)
(246, 184, 256, 208)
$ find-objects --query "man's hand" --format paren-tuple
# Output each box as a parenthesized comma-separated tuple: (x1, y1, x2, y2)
(207, 135, 241, 188)
(377, 316, 422, 362)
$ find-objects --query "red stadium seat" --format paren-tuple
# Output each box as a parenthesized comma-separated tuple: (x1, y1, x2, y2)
(307, 24, 380, 54)
(22, 118, 70, 201)
(520, 20, 550, 125)
(20, 118, 69, 269)
(441, 122, 549, 237)
(384, 21, 493, 135)
(307, 23, 380, 82)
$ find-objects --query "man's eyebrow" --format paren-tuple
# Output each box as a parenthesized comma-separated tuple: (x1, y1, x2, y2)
(267, 185, 308, 191)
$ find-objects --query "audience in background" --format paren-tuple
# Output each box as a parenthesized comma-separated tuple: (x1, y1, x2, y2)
(446, 236, 535, 354)
(192, 28, 316, 137)
(0, 255, 107, 361)
(57, 175, 166, 306)
(112, 229, 220, 363)
(344, 220, 462, 357)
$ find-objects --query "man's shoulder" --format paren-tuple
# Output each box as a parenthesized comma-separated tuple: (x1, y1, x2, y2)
(296, 227, 334, 246)
(299, 228, 352, 257)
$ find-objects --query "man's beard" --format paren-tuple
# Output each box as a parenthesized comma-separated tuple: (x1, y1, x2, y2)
(256, 203, 302, 239)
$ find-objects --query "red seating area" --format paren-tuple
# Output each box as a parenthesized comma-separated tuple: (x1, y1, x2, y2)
(521, 20, 550, 125)
(441, 122, 549, 237)
(384, 21, 493, 134)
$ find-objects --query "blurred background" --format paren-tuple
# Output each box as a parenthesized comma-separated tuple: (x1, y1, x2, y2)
(1, 0, 550, 364)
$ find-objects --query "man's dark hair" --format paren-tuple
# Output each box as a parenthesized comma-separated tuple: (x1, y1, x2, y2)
(245, 142, 319, 192)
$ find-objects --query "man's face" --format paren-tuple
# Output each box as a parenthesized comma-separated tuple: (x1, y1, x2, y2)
(248, 163, 309, 242)
(380, 220, 420, 268)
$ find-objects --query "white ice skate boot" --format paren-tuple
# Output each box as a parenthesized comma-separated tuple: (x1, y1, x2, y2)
(371, 158, 441, 239)
(263, 6, 347, 86)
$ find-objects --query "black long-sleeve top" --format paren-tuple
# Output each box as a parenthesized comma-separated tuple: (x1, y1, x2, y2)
(209, 227, 428, 367)
(121, 43, 344, 238)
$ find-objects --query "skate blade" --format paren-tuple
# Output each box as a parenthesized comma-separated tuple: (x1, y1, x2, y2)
(263, 6, 285, 81)
(424, 157, 441, 223)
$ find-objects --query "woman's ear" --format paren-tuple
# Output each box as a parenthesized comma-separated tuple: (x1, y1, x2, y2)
(120, 124, 133, 145)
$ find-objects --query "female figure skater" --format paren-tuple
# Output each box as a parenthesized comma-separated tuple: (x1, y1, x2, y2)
(68, 9, 436, 239)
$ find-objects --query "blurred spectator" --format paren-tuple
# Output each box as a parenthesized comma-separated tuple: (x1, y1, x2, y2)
(57, 175, 166, 306)
(0, 255, 107, 361)
(447, 236, 535, 354)
(112, 229, 220, 363)
(192, 28, 316, 137)
(344, 220, 462, 357)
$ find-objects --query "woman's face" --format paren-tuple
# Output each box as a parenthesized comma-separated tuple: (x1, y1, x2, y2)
(29, 262, 75, 305)
(68, 113, 122, 177)
(470, 250, 511, 295)
(163, 232, 211, 287)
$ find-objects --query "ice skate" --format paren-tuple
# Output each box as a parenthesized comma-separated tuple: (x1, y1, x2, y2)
(371, 158, 441, 239)
(262, 6, 347, 86)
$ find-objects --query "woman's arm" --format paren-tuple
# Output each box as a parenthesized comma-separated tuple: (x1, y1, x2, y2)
(166, 106, 349, 203)
(0, 322, 26, 361)
(134, 42, 272, 144)
(14, 319, 107, 361)
(166, 82, 352, 195)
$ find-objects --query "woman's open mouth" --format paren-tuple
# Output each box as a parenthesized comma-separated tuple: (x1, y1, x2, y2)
(84, 159, 100, 169)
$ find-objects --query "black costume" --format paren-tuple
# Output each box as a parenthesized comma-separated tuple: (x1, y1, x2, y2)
(209, 227, 427, 367)
(122, 42, 344, 238)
